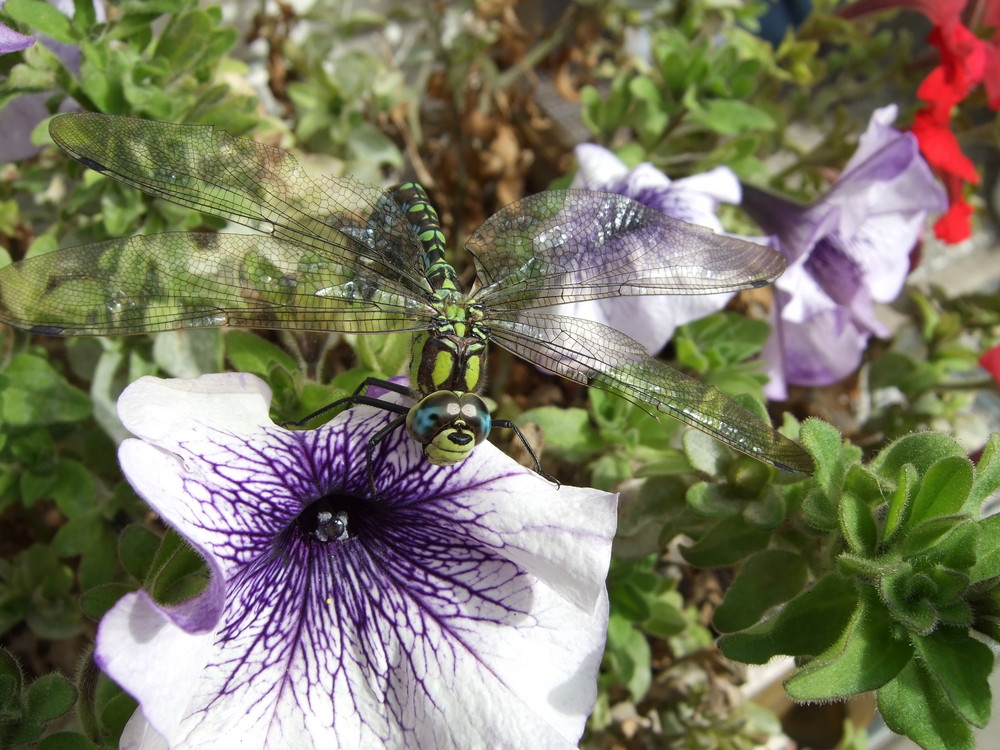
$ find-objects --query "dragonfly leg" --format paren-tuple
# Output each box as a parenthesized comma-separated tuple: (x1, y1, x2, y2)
(493, 419, 561, 489)
(366, 414, 407, 499)
(283, 377, 414, 429)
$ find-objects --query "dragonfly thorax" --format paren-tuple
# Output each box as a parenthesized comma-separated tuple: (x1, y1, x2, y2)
(405, 391, 491, 466)
(412, 318, 488, 396)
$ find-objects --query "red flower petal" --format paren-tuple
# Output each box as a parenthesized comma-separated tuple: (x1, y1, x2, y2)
(933, 194, 974, 242)
(980, 344, 1000, 388)
(911, 110, 981, 182)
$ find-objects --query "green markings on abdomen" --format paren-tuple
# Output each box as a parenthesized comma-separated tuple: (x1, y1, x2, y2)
(390, 182, 458, 292)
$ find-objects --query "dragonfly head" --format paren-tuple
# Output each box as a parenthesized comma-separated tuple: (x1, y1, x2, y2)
(406, 391, 491, 466)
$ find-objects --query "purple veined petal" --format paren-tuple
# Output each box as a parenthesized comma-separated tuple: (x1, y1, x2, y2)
(101, 373, 616, 750)
(828, 212, 927, 304)
(742, 187, 843, 265)
(563, 145, 741, 354)
(803, 237, 887, 336)
(608, 164, 737, 232)
(773, 261, 839, 324)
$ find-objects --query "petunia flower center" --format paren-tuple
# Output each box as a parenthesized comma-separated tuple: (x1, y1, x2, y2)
(296, 492, 374, 543)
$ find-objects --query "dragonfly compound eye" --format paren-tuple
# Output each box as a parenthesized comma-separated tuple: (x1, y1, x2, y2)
(406, 391, 491, 466)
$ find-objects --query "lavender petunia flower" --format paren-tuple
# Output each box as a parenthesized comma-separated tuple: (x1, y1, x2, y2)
(0, 0, 105, 162)
(98, 373, 616, 750)
(565, 143, 741, 353)
(742, 105, 947, 399)
(0, 16, 33, 55)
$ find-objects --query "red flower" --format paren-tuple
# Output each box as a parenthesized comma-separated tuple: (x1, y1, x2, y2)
(841, 0, 1000, 243)
(981, 344, 1000, 388)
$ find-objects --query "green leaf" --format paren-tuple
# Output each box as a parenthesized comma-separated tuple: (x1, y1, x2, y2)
(80, 583, 131, 621)
(25, 673, 75, 723)
(149, 531, 208, 605)
(870, 433, 967, 482)
(686, 482, 742, 518)
(799, 418, 859, 530)
(644, 597, 687, 638)
(912, 628, 993, 726)
(688, 98, 776, 135)
(680, 514, 769, 567)
(51, 514, 103, 557)
(50, 460, 96, 518)
(118, 524, 160, 580)
(906, 456, 973, 529)
(682, 429, 729, 476)
(0, 353, 92, 426)
(516, 406, 602, 460)
(878, 659, 974, 750)
(37, 732, 100, 750)
(970, 513, 1000, 582)
(605, 613, 652, 702)
(784, 591, 913, 701)
(897, 516, 971, 560)
(612, 583, 652, 623)
(225, 330, 298, 376)
(884, 463, 918, 545)
(152, 329, 224, 378)
(4, 0, 77, 43)
(713, 550, 808, 633)
(839, 491, 877, 556)
(718, 573, 859, 664)
(72, 0, 96, 29)
(966, 433, 1000, 515)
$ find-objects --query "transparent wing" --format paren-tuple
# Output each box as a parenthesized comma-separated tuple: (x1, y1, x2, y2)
(48, 113, 432, 298)
(468, 190, 784, 310)
(487, 311, 814, 474)
(0, 233, 434, 336)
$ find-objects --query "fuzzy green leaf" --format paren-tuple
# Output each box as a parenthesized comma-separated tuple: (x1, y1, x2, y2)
(0, 353, 92, 426)
(884, 463, 918, 545)
(839, 491, 877, 556)
(906, 457, 973, 530)
(870, 433, 966, 482)
(713, 550, 808, 633)
(224, 330, 298, 376)
(37, 732, 100, 750)
(970, 514, 1000, 583)
(718, 573, 858, 664)
(680, 514, 769, 567)
(25, 674, 75, 723)
(784, 591, 912, 701)
(912, 628, 993, 727)
(878, 659, 973, 750)
(118, 524, 160, 581)
(966, 434, 1000, 515)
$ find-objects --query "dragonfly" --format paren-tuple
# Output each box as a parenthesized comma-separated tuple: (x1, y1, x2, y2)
(0, 113, 814, 491)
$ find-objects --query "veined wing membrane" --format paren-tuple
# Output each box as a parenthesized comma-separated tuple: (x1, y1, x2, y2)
(487, 311, 814, 474)
(48, 114, 431, 295)
(0, 233, 434, 336)
(468, 190, 785, 310)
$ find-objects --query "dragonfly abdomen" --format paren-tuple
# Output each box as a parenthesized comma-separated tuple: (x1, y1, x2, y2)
(389, 182, 459, 292)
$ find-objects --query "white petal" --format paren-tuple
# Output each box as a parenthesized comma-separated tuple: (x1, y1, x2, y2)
(571, 143, 628, 187)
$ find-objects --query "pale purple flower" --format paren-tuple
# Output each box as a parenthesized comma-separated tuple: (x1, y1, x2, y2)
(743, 105, 948, 399)
(0, 18, 33, 55)
(565, 143, 741, 353)
(0, 0, 105, 162)
(98, 373, 616, 750)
